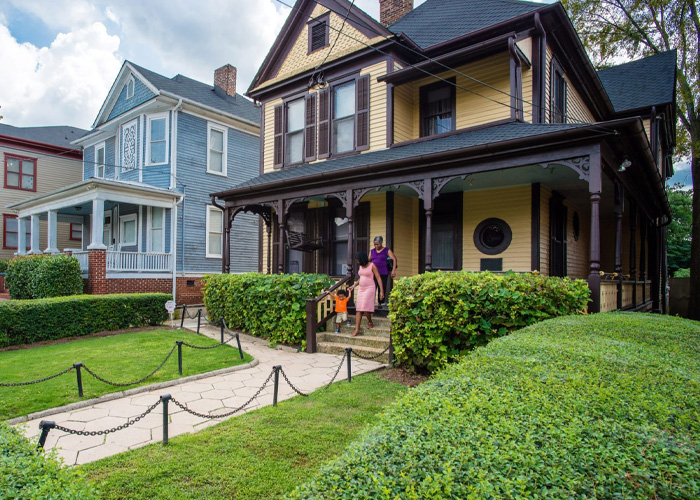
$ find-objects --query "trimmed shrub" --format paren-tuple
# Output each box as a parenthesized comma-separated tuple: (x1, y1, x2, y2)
(6, 254, 83, 299)
(203, 273, 333, 348)
(674, 267, 690, 278)
(288, 313, 700, 499)
(389, 271, 589, 370)
(0, 293, 170, 348)
(0, 423, 99, 499)
(0, 258, 10, 273)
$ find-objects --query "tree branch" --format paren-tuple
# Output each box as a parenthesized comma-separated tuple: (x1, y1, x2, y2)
(612, 0, 663, 53)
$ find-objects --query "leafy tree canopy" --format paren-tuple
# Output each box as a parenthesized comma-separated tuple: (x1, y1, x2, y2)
(667, 183, 692, 274)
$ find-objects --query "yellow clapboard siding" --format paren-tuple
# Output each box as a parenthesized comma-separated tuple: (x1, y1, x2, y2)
(365, 193, 386, 252)
(361, 62, 388, 152)
(540, 185, 550, 275)
(393, 194, 418, 276)
(463, 186, 532, 272)
(566, 201, 590, 280)
(545, 44, 595, 124)
(393, 82, 414, 143)
(256, 5, 384, 91)
(517, 37, 534, 122)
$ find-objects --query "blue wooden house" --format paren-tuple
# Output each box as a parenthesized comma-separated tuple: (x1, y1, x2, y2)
(8, 62, 261, 303)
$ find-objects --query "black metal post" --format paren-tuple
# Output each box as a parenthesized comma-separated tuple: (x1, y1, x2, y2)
(74, 363, 83, 397)
(161, 394, 171, 445)
(37, 420, 55, 449)
(196, 309, 202, 334)
(176, 341, 183, 375)
(346, 347, 352, 383)
(220, 318, 225, 344)
(235, 334, 244, 360)
(273, 365, 281, 406)
(180, 305, 187, 328)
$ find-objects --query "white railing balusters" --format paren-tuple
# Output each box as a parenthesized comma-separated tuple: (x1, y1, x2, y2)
(105, 251, 172, 272)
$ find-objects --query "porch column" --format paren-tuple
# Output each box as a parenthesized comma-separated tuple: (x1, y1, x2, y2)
(88, 198, 107, 250)
(44, 210, 59, 254)
(587, 151, 602, 313)
(614, 182, 624, 310)
(17, 218, 28, 255)
(277, 201, 285, 274)
(28, 215, 41, 254)
(640, 218, 647, 303)
(651, 222, 660, 313)
(346, 189, 354, 277)
(222, 208, 231, 274)
(629, 202, 637, 307)
(266, 216, 272, 275)
(424, 178, 434, 272)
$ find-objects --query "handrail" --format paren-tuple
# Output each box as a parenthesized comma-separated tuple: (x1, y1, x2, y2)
(305, 274, 354, 353)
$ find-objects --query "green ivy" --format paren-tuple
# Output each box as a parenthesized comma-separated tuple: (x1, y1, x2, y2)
(0, 423, 99, 499)
(0, 293, 171, 348)
(388, 271, 590, 371)
(6, 255, 83, 299)
(203, 273, 334, 348)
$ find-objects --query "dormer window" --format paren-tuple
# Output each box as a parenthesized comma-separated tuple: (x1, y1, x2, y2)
(308, 14, 329, 53)
(551, 60, 567, 123)
(420, 79, 456, 137)
(126, 76, 135, 99)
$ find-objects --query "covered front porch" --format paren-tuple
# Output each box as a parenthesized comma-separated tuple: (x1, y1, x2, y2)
(7, 178, 182, 286)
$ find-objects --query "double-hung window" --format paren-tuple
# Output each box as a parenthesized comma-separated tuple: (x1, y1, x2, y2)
(126, 76, 134, 99)
(551, 60, 567, 123)
(148, 207, 165, 253)
(5, 154, 36, 191)
(70, 224, 82, 242)
(285, 98, 305, 165)
(119, 214, 137, 248)
(147, 114, 168, 165)
(3, 214, 30, 250)
(94, 143, 105, 178)
(332, 81, 355, 154)
(207, 123, 227, 175)
(206, 206, 223, 258)
(420, 79, 455, 137)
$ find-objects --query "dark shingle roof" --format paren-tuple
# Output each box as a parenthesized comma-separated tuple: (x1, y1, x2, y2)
(597, 50, 676, 113)
(388, 0, 543, 49)
(0, 124, 88, 149)
(129, 62, 260, 125)
(226, 121, 586, 192)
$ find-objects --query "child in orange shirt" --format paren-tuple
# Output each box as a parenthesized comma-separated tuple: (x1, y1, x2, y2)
(328, 288, 352, 333)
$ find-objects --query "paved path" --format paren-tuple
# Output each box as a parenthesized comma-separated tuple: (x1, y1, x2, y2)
(18, 319, 385, 465)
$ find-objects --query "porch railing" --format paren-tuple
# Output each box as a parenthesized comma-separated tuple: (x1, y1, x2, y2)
(70, 251, 90, 273)
(106, 251, 172, 272)
(600, 280, 652, 313)
(305, 275, 354, 353)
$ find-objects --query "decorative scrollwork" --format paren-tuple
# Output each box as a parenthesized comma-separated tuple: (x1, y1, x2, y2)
(284, 197, 305, 215)
(538, 155, 590, 181)
(352, 187, 378, 205)
(327, 191, 348, 207)
(432, 175, 468, 198)
(395, 180, 427, 201)
(267, 200, 282, 215)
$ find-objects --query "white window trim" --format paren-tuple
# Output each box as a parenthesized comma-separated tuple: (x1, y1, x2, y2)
(205, 205, 223, 259)
(147, 206, 166, 253)
(126, 75, 135, 99)
(119, 214, 138, 248)
(206, 122, 228, 176)
(146, 112, 170, 166)
(94, 142, 106, 178)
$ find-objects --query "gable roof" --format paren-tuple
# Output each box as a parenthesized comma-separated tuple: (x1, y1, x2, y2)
(0, 124, 88, 150)
(388, 0, 544, 50)
(597, 50, 677, 113)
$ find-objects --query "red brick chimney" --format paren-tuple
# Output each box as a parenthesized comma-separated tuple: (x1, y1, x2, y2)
(214, 64, 237, 97)
(379, 0, 413, 26)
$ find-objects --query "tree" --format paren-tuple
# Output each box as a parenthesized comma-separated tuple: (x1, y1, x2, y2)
(666, 184, 692, 275)
(563, 0, 699, 318)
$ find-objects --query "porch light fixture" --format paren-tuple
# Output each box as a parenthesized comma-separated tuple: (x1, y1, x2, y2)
(618, 158, 632, 172)
(75, 206, 82, 212)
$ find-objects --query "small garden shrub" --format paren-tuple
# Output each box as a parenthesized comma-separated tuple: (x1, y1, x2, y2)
(288, 313, 700, 499)
(0, 423, 98, 499)
(674, 267, 690, 278)
(389, 271, 589, 370)
(6, 254, 83, 299)
(0, 258, 10, 273)
(0, 293, 170, 347)
(203, 273, 333, 348)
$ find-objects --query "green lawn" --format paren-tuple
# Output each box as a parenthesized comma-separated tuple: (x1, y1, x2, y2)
(80, 372, 406, 500)
(0, 330, 252, 420)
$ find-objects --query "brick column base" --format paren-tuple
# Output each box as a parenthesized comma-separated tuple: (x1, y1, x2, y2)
(87, 249, 107, 295)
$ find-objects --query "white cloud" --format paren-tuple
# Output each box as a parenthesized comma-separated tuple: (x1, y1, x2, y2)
(0, 22, 121, 128)
(7, 0, 101, 30)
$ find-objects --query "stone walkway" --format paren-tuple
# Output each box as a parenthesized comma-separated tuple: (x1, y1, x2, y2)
(17, 319, 385, 465)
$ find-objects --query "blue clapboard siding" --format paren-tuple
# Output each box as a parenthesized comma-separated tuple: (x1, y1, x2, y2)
(82, 137, 117, 180)
(141, 111, 172, 189)
(83, 146, 94, 180)
(175, 111, 259, 274)
(107, 77, 155, 122)
(105, 137, 116, 179)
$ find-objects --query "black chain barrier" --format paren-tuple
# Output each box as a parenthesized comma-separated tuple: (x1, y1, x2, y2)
(350, 344, 391, 360)
(182, 306, 203, 320)
(181, 335, 236, 350)
(82, 344, 177, 387)
(170, 368, 276, 419)
(0, 366, 75, 387)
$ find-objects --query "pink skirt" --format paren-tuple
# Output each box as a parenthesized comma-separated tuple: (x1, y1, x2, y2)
(354, 282, 375, 312)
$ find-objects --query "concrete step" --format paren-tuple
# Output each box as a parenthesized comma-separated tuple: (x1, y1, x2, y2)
(345, 316, 392, 329)
(318, 331, 390, 349)
(317, 341, 390, 364)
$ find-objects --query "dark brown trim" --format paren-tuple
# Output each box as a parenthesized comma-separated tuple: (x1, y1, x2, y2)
(419, 77, 456, 138)
(532, 13, 546, 124)
(508, 38, 523, 121)
(259, 104, 265, 175)
(307, 12, 330, 54)
(386, 57, 394, 148)
(531, 182, 540, 271)
(395, 118, 515, 148)
(257, 216, 263, 273)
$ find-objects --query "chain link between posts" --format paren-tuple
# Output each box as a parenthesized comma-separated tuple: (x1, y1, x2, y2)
(0, 366, 75, 387)
(53, 399, 162, 436)
(82, 344, 177, 387)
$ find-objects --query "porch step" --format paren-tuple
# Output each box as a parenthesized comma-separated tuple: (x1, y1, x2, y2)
(317, 316, 392, 364)
(317, 341, 390, 364)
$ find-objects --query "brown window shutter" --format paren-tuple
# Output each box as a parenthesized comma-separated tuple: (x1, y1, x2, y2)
(318, 88, 330, 159)
(305, 93, 317, 162)
(356, 75, 370, 151)
(562, 80, 568, 124)
(273, 104, 283, 168)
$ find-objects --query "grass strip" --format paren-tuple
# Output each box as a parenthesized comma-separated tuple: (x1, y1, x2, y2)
(80, 372, 406, 500)
(0, 330, 252, 420)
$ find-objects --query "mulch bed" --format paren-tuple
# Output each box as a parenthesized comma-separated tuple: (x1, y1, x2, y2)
(378, 367, 428, 387)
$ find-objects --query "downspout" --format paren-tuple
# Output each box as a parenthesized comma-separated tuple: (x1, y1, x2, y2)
(170, 98, 185, 289)
(534, 13, 547, 123)
(508, 37, 523, 121)
(172, 196, 184, 301)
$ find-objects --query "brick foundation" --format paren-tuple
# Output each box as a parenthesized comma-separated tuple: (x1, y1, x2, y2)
(175, 276, 206, 305)
(0, 275, 4, 293)
(86, 249, 107, 295)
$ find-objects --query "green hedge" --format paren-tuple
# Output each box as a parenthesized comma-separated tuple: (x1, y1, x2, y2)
(0, 423, 99, 499)
(0, 258, 10, 273)
(6, 254, 83, 299)
(389, 271, 590, 370)
(0, 293, 170, 348)
(288, 313, 700, 499)
(203, 273, 334, 348)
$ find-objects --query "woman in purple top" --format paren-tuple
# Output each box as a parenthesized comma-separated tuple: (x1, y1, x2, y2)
(370, 236, 397, 306)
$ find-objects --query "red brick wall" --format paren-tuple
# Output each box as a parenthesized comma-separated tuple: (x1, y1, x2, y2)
(87, 249, 107, 295)
(0, 275, 4, 292)
(176, 276, 206, 305)
(82, 275, 206, 304)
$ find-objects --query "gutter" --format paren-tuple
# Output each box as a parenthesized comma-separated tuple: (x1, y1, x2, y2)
(158, 91, 260, 130)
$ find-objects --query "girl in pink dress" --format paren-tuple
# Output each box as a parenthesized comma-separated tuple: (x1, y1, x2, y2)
(351, 252, 384, 337)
